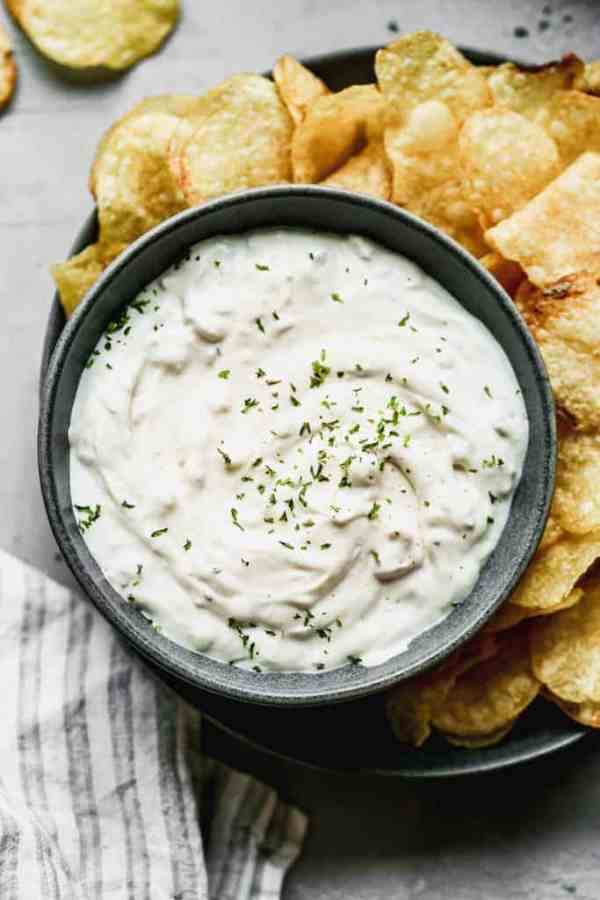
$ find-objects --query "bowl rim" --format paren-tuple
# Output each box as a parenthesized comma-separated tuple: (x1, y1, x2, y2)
(38, 184, 556, 707)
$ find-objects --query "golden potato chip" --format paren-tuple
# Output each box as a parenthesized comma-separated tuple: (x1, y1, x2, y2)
(93, 110, 188, 246)
(459, 109, 561, 226)
(171, 75, 293, 206)
(89, 94, 195, 200)
(515, 274, 600, 431)
(486, 152, 600, 287)
(322, 141, 391, 200)
(6, 0, 179, 70)
(51, 242, 125, 317)
(530, 580, 600, 706)
(554, 431, 600, 534)
(375, 31, 491, 125)
(292, 85, 384, 183)
(479, 252, 525, 298)
(431, 632, 540, 738)
(273, 55, 329, 125)
(384, 104, 486, 256)
(510, 532, 600, 612)
(486, 55, 583, 120)
(0, 20, 16, 110)
(536, 90, 600, 165)
(386, 635, 497, 746)
(546, 694, 600, 727)
(443, 722, 516, 748)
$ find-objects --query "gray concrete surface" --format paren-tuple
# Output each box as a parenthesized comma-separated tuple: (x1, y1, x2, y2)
(2, 0, 599, 897)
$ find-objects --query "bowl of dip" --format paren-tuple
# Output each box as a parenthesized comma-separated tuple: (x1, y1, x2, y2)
(39, 186, 555, 706)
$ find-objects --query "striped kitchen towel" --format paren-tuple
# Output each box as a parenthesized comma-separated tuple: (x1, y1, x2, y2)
(0, 548, 307, 899)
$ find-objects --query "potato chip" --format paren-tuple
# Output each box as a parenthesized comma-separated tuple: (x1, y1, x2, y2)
(384, 104, 486, 256)
(530, 580, 600, 707)
(93, 110, 188, 246)
(510, 532, 600, 612)
(89, 94, 195, 200)
(479, 252, 525, 298)
(273, 55, 329, 125)
(51, 242, 125, 317)
(431, 632, 539, 738)
(0, 20, 17, 110)
(554, 431, 600, 534)
(486, 55, 583, 120)
(6, 0, 179, 70)
(459, 109, 561, 226)
(386, 635, 496, 746)
(292, 85, 384, 183)
(322, 141, 391, 200)
(375, 31, 491, 125)
(486, 152, 600, 287)
(443, 722, 516, 748)
(547, 695, 600, 728)
(536, 90, 600, 165)
(515, 274, 600, 431)
(171, 75, 293, 206)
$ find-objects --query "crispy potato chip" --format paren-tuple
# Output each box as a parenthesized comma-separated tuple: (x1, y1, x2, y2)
(375, 31, 491, 125)
(554, 431, 600, 534)
(479, 252, 525, 298)
(0, 20, 17, 109)
(386, 635, 497, 747)
(443, 722, 516, 748)
(94, 110, 188, 246)
(89, 94, 195, 200)
(510, 532, 600, 611)
(171, 75, 293, 206)
(536, 90, 600, 164)
(515, 274, 600, 431)
(384, 103, 486, 256)
(459, 109, 561, 226)
(530, 580, 600, 706)
(273, 55, 329, 125)
(292, 85, 384, 183)
(486, 152, 600, 287)
(431, 632, 540, 738)
(6, 0, 179, 70)
(322, 141, 391, 200)
(486, 55, 583, 120)
(51, 242, 125, 317)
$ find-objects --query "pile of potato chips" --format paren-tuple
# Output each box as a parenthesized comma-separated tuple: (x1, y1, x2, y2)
(0, 19, 16, 109)
(51, 31, 600, 749)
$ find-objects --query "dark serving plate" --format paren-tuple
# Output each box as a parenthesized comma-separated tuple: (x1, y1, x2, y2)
(40, 45, 588, 776)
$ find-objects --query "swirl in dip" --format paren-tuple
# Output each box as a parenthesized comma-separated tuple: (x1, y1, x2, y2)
(70, 228, 528, 672)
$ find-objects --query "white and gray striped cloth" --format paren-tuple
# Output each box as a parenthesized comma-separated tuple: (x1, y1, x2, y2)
(0, 548, 307, 899)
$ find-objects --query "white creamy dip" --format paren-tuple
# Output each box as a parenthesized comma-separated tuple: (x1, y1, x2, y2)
(70, 228, 528, 673)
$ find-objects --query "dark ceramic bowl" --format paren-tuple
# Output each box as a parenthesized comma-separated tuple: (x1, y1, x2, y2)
(38, 185, 556, 707)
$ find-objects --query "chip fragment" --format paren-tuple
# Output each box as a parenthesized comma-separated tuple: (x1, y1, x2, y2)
(273, 55, 329, 125)
(486, 152, 600, 287)
(375, 31, 491, 125)
(459, 109, 561, 226)
(6, 0, 179, 70)
(530, 580, 600, 710)
(431, 632, 540, 739)
(0, 20, 17, 109)
(51, 242, 126, 317)
(292, 85, 384, 183)
(322, 141, 391, 200)
(171, 75, 293, 206)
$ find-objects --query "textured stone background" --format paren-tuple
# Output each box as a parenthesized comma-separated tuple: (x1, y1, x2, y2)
(2, 1, 599, 897)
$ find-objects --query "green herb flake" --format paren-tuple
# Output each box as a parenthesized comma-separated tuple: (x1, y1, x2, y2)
(121, 500, 135, 509)
(255, 263, 270, 271)
(218, 369, 231, 379)
(398, 312, 410, 327)
(330, 292, 344, 303)
(217, 447, 232, 465)
(255, 317, 265, 333)
(150, 527, 168, 538)
(230, 508, 245, 531)
(367, 502, 381, 521)
(184, 539, 192, 551)
(484, 385, 493, 398)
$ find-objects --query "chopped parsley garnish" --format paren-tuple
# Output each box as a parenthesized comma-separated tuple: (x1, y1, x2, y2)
(320, 543, 332, 550)
(217, 447, 232, 465)
(218, 369, 231, 379)
(367, 502, 381, 521)
(279, 541, 294, 550)
(150, 527, 168, 538)
(300, 421, 311, 436)
(347, 655, 362, 665)
(255, 317, 265, 333)
(213, 260, 221, 268)
(256, 367, 266, 378)
(484, 385, 493, 398)
(482, 454, 504, 468)
(184, 539, 192, 551)
(290, 394, 301, 407)
(440, 382, 449, 394)
(369, 550, 380, 565)
(74, 504, 101, 531)
(310, 356, 331, 388)
(489, 492, 497, 504)
(241, 397, 259, 414)
(398, 312, 410, 327)
(230, 508, 244, 531)
(255, 263, 270, 271)
(330, 292, 344, 303)
(121, 500, 135, 509)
